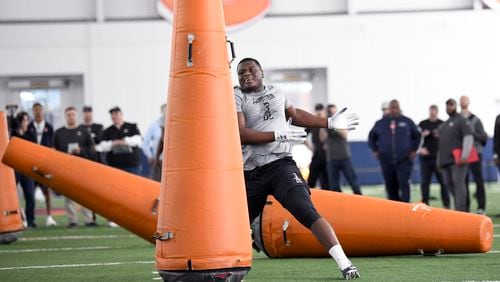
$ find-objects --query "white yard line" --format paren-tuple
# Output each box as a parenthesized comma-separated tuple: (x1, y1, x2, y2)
(494, 234, 500, 238)
(152, 278, 162, 280)
(0, 246, 113, 254)
(0, 261, 154, 271)
(19, 234, 135, 241)
(494, 224, 500, 228)
(488, 250, 500, 253)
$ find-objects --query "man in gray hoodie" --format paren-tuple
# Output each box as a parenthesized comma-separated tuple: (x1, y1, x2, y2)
(460, 95, 488, 214)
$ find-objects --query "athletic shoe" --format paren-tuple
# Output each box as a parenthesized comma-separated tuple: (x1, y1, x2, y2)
(68, 222, 78, 228)
(27, 222, 37, 229)
(46, 215, 57, 227)
(477, 209, 485, 215)
(108, 221, 119, 228)
(341, 265, 360, 280)
(85, 222, 98, 227)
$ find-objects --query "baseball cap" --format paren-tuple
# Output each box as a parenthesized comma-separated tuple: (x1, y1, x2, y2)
(82, 105, 93, 112)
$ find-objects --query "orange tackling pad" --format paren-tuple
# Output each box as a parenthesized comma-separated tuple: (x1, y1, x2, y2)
(256, 189, 493, 257)
(0, 112, 23, 239)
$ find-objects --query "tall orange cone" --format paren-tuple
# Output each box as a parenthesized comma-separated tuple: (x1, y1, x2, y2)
(254, 189, 493, 257)
(155, 0, 252, 280)
(0, 112, 24, 244)
(2, 138, 159, 242)
(2, 139, 493, 258)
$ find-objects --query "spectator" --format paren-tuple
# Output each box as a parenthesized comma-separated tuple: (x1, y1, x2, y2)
(53, 107, 96, 227)
(142, 104, 166, 179)
(418, 105, 449, 208)
(305, 103, 329, 189)
(151, 123, 165, 181)
(381, 101, 390, 117)
(494, 114, 500, 172)
(368, 99, 421, 202)
(81, 106, 104, 162)
(460, 95, 488, 214)
(81, 105, 104, 223)
(438, 99, 474, 212)
(325, 104, 362, 195)
(11, 112, 37, 228)
(97, 107, 142, 175)
(27, 102, 57, 227)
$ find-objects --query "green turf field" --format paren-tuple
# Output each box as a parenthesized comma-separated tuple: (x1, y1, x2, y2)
(1, 184, 499, 281)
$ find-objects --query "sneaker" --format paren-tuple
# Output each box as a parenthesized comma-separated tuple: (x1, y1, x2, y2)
(341, 265, 360, 280)
(477, 209, 485, 215)
(27, 222, 37, 229)
(46, 215, 57, 227)
(85, 222, 98, 227)
(108, 221, 119, 228)
(68, 222, 78, 228)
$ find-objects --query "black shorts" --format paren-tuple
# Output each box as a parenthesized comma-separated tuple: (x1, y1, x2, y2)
(244, 157, 321, 229)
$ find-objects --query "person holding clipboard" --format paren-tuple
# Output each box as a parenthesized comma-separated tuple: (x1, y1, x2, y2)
(437, 98, 474, 212)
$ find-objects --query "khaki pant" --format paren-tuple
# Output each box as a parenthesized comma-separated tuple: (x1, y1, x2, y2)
(64, 197, 93, 224)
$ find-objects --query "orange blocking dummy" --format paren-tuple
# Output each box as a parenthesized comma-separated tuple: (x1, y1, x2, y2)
(2, 137, 159, 243)
(254, 189, 493, 257)
(0, 112, 24, 244)
(154, 0, 252, 280)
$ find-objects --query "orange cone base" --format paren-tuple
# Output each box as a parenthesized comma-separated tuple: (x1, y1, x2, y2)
(0, 231, 22, 244)
(158, 267, 249, 282)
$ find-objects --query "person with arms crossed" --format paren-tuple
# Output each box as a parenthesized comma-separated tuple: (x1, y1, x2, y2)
(97, 107, 142, 175)
(235, 58, 360, 280)
(53, 107, 96, 227)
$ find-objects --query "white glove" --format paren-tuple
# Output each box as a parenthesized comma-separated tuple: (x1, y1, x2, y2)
(274, 119, 307, 143)
(328, 107, 359, 131)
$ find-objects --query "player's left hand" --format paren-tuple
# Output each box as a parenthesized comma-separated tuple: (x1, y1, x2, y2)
(328, 107, 359, 131)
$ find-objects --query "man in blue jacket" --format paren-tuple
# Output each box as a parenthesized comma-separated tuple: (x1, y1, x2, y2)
(368, 99, 421, 202)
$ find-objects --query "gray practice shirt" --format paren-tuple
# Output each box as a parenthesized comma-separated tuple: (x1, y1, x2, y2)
(235, 85, 293, 170)
(438, 113, 473, 168)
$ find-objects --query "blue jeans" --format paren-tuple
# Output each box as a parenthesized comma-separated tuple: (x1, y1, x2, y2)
(15, 172, 35, 226)
(327, 158, 362, 195)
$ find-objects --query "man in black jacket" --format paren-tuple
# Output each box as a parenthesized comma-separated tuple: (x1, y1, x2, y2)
(418, 105, 449, 208)
(97, 107, 142, 175)
(27, 102, 57, 227)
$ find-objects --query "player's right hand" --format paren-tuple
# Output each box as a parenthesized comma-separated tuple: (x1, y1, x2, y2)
(274, 129, 307, 143)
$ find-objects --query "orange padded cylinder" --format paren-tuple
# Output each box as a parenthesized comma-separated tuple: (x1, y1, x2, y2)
(2, 138, 159, 243)
(155, 0, 252, 273)
(0, 112, 24, 241)
(258, 189, 493, 257)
